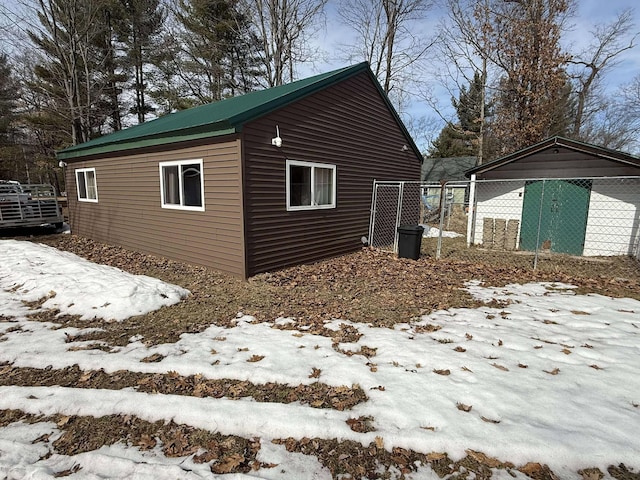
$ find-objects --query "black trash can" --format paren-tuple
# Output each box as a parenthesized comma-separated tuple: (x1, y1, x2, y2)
(397, 224, 424, 260)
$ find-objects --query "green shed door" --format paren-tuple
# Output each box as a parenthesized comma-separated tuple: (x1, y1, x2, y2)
(520, 180, 592, 255)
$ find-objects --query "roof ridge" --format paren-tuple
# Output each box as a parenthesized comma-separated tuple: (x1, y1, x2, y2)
(57, 62, 370, 159)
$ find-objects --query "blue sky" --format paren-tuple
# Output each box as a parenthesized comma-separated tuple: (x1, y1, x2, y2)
(302, 0, 640, 147)
(1, 0, 638, 147)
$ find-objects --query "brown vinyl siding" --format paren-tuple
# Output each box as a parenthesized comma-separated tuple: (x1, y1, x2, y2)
(66, 139, 246, 277)
(476, 145, 640, 180)
(242, 71, 421, 276)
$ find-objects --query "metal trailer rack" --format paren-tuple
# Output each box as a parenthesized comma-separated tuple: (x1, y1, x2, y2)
(0, 182, 64, 229)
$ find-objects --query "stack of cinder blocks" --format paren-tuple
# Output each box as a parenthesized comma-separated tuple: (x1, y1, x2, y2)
(482, 218, 519, 250)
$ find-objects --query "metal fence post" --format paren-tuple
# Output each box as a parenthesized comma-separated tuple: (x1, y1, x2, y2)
(436, 181, 448, 260)
(368, 179, 378, 247)
(533, 180, 546, 270)
(466, 175, 476, 247)
(393, 182, 405, 253)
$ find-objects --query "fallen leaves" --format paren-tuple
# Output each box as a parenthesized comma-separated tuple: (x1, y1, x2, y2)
(414, 324, 441, 333)
(465, 450, 506, 468)
(346, 416, 376, 433)
(519, 462, 558, 479)
(0, 365, 367, 410)
(140, 353, 164, 363)
(433, 368, 451, 376)
(491, 363, 509, 372)
(579, 467, 604, 480)
(211, 453, 245, 474)
(480, 416, 501, 424)
(53, 463, 82, 477)
(44, 412, 264, 474)
(456, 402, 472, 412)
(544, 368, 561, 375)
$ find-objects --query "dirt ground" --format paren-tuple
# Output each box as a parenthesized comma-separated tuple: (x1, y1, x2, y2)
(29, 234, 640, 347)
(2, 233, 640, 479)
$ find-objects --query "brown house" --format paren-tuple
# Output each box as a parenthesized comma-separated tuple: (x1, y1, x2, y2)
(57, 62, 422, 278)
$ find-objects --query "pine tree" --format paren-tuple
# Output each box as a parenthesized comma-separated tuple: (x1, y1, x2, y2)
(0, 53, 15, 147)
(428, 72, 488, 158)
(173, 0, 263, 103)
(28, 0, 113, 144)
(118, 0, 165, 123)
(0, 53, 18, 180)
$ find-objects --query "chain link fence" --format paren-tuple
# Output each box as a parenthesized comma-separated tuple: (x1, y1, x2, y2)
(369, 177, 640, 268)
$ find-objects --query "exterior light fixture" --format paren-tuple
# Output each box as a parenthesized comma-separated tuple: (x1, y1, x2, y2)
(272, 125, 283, 147)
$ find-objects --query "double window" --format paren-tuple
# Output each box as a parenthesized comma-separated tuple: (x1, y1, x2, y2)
(286, 160, 336, 211)
(75, 168, 98, 202)
(159, 159, 204, 211)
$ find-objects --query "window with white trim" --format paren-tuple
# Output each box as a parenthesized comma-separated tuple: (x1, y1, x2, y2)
(159, 159, 205, 211)
(75, 168, 98, 202)
(286, 160, 336, 211)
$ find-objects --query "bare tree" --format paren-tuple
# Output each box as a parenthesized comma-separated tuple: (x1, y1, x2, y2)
(243, 0, 327, 87)
(431, 0, 495, 163)
(567, 8, 638, 140)
(339, 0, 434, 95)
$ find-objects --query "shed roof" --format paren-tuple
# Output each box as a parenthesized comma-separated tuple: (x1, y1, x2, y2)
(58, 62, 420, 161)
(465, 136, 640, 177)
(422, 156, 477, 182)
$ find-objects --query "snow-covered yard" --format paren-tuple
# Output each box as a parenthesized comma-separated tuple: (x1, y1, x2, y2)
(0, 239, 639, 479)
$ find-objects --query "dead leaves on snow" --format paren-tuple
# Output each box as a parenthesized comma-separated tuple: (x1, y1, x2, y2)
(45, 412, 267, 474)
(0, 365, 367, 411)
(346, 415, 376, 433)
(273, 436, 591, 480)
(491, 363, 509, 372)
(1, 407, 632, 480)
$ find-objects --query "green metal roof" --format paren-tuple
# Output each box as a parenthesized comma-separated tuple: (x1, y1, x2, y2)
(58, 62, 420, 160)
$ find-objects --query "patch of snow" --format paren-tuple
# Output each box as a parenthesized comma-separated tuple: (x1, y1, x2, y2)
(420, 225, 462, 238)
(1, 239, 639, 478)
(0, 239, 189, 321)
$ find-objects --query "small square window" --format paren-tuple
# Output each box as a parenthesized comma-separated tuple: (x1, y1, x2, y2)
(75, 168, 98, 202)
(286, 160, 336, 211)
(159, 159, 204, 211)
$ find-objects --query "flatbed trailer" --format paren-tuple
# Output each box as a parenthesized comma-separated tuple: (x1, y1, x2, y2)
(0, 182, 64, 229)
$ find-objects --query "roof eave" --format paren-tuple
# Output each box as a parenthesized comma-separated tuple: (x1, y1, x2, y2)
(465, 136, 640, 177)
(57, 127, 238, 161)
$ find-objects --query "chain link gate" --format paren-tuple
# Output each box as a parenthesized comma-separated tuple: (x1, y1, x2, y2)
(369, 177, 640, 266)
(368, 181, 420, 252)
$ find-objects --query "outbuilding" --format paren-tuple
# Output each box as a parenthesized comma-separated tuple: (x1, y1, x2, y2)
(57, 62, 422, 278)
(465, 136, 640, 257)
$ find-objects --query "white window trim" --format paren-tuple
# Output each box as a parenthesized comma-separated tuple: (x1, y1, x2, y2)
(75, 167, 98, 203)
(286, 159, 337, 211)
(159, 159, 205, 212)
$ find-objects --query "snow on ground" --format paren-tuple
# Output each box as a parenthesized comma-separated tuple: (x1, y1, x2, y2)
(0, 239, 189, 321)
(420, 225, 462, 238)
(1, 239, 639, 479)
